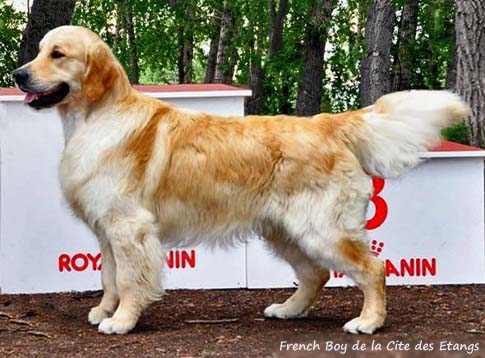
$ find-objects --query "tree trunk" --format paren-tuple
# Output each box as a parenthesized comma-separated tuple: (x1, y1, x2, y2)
(214, 0, 236, 83)
(177, 27, 193, 83)
(177, 30, 185, 83)
(17, 0, 76, 65)
(296, 0, 335, 116)
(247, 57, 265, 114)
(453, 0, 485, 147)
(269, 0, 288, 56)
(222, 46, 238, 84)
(204, 11, 221, 83)
(427, 1, 440, 89)
(204, 35, 219, 83)
(170, 0, 193, 83)
(113, 1, 123, 53)
(247, 0, 289, 114)
(182, 3, 194, 83)
(182, 38, 193, 84)
(280, 82, 292, 114)
(360, 0, 395, 107)
(393, 0, 419, 91)
(124, 0, 139, 84)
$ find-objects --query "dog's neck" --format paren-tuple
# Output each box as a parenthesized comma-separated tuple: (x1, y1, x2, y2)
(58, 104, 86, 144)
(57, 74, 133, 145)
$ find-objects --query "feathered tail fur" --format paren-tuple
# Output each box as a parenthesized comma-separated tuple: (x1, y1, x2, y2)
(353, 90, 470, 178)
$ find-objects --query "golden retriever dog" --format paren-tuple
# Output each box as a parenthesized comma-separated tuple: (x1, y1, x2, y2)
(13, 26, 468, 335)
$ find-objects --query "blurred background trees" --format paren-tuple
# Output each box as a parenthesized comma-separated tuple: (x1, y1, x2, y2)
(17, 0, 76, 65)
(1, 0, 483, 146)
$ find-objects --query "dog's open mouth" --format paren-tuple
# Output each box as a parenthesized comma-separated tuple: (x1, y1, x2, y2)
(23, 82, 70, 109)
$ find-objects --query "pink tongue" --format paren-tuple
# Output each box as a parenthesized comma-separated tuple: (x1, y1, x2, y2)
(24, 93, 41, 104)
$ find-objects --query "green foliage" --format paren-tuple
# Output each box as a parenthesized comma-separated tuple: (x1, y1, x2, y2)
(257, 0, 308, 115)
(412, 0, 454, 89)
(323, 0, 367, 112)
(0, 0, 26, 87)
(72, 0, 179, 83)
(73, 0, 214, 84)
(0, 0, 461, 128)
(442, 122, 469, 145)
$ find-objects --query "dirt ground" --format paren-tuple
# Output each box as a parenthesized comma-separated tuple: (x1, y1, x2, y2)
(0, 285, 483, 357)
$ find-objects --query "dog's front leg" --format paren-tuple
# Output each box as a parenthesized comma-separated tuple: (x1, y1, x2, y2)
(94, 203, 164, 335)
(88, 237, 119, 325)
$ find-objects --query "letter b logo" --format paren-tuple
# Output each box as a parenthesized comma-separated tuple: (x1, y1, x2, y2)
(366, 177, 388, 230)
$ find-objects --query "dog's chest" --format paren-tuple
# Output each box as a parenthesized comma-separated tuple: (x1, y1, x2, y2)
(59, 119, 131, 208)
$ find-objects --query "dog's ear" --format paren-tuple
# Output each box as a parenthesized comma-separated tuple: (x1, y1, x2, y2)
(83, 42, 118, 102)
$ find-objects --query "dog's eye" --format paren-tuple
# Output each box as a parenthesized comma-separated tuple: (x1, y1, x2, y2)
(51, 50, 65, 59)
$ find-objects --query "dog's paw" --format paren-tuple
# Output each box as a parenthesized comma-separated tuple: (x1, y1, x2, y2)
(264, 303, 308, 319)
(343, 316, 384, 334)
(98, 317, 136, 335)
(88, 306, 111, 325)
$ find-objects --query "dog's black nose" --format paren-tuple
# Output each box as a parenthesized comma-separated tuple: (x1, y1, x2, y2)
(12, 68, 30, 86)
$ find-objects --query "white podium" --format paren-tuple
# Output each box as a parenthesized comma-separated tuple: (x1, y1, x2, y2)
(1, 85, 483, 293)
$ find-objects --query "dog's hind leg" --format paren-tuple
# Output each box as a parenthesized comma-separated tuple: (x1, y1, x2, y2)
(263, 233, 330, 319)
(88, 237, 119, 325)
(95, 202, 164, 335)
(291, 174, 385, 334)
(277, 169, 385, 334)
(300, 235, 385, 334)
(336, 238, 386, 334)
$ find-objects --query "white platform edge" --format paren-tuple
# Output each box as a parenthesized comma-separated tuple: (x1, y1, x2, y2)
(420, 151, 485, 158)
(0, 90, 253, 102)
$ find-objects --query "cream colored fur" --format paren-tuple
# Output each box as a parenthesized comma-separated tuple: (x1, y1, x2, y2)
(14, 26, 469, 335)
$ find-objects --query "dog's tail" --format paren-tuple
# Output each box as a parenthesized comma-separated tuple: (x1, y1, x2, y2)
(350, 90, 469, 178)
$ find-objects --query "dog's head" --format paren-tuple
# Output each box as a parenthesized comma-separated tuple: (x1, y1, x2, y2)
(12, 25, 122, 110)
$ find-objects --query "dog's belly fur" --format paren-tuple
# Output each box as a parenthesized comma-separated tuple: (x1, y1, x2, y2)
(155, 173, 368, 252)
